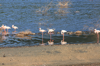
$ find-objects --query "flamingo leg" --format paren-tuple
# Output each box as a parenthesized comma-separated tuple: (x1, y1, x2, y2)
(97, 33, 99, 43)
(42, 32, 43, 44)
(50, 32, 51, 42)
(4, 29, 6, 32)
(15, 29, 16, 32)
(7, 29, 8, 32)
(63, 33, 64, 41)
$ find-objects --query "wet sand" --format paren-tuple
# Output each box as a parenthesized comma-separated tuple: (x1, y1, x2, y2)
(0, 43, 100, 66)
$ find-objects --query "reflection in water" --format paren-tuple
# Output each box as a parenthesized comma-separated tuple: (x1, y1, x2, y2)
(48, 41, 54, 45)
(61, 40, 67, 45)
(57, 1, 69, 8)
(0, 31, 7, 42)
(36, 1, 52, 15)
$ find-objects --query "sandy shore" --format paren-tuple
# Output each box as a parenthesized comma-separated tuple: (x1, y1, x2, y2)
(0, 43, 100, 66)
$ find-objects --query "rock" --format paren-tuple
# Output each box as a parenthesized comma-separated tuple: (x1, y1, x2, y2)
(75, 31, 82, 36)
(57, 32, 60, 34)
(37, 33, 41, 35)
(19, 30, 33, 35)
(16, 34, 24, 37)
(32, 33, 35, 35)
(75, 31, 82, 34)
(2, 63, 4, 65)
(3, 54, 6, 57)
(67, 32, 73, 35)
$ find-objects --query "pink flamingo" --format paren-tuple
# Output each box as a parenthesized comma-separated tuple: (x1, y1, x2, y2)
(61, 30, 67, 41)
(12, 25, 18, 32)
(47, 28, 55, 45)
(94, 29, 100, 43)
(48, 28, 55, 42)
(5, 25, 11, 32)
(61, 30, 67, 44)
(1, 24, 6, 32)
(39, 28, 46, 44)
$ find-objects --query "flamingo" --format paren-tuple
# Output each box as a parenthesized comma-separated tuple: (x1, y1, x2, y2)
(48, 28, 55, 41)
(39, 28, 46, 44)
(94, 29, 100, 43)
(94, 29, 100, 33)
(1, 24, 6, 32)
(47, 28, 55, 45)
(12, 25, 18, 31)
(61, 30, 67, 44)
(5, 25, 11, 32)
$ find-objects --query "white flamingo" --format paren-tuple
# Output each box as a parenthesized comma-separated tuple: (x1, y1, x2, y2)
(94, 29, 100, 33)
(5, 25, 11, 32)
(1, 24, 6, 32)
(39, 28, 46, 44)
(61, 30, 67, 44)
(94, 29, 100, 43)
(47, 28, 55, 45)
(12, 25, 18, 31)
(48, 28, 55, 41)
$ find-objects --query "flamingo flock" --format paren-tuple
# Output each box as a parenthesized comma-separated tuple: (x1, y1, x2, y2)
(0, 24, 100, 44)
(0, 24, 18, 32)
(39, 28, 67, 45)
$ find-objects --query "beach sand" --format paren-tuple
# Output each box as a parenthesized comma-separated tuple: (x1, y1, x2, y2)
(0, 43, 100, 66)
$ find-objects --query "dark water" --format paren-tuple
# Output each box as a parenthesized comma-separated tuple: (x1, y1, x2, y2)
(0, 0, 100, 47)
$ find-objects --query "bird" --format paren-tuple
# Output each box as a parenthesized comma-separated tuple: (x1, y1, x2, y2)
(61, 40, 67, 45)
(12, 25, 18, 32)
(5, 25, 11, 32)
(94, 29, 100, 34)
(94, 29, 100, 43)
(61, 30, 67, 43)
(61, 30, 67, 35)
(47, 28, 55, 33)
(1, 24, 6, 32)
(47, 28, 55, 42)
(39, 28, 46, 44)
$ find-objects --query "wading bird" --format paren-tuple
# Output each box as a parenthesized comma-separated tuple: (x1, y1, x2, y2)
(1, 24, 6, 32)
(12, 25, 18, 32)
(61, 30, 67, 45)
(39, 28, 46, 45)
(5, 25, 11, 32)
(94, 29, 100, 43)
(47, 28, 55, 45)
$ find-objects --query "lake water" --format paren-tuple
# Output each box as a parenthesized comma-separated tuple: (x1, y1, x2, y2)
(0, 0, 100, 47)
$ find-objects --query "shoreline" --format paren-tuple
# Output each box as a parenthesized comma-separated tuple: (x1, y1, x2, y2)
(0, 43, 100, 66)
(0, 43, 98, 49)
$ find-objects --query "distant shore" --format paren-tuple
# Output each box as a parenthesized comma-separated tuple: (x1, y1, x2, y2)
(0, 43, 100, 66)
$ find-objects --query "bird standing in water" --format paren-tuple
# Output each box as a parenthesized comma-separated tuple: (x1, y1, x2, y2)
(94, 29, 100, 43)
(12, 25, 18, 32)
(39, 28, 46, 45)
(61, 30, 67, 45)
(48, 28, 55, 45)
